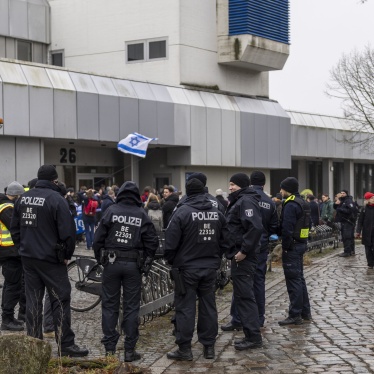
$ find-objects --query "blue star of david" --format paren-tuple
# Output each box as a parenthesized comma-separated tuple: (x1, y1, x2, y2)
(130, 136, 140, 147)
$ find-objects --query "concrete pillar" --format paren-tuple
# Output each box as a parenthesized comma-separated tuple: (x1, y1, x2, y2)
(344, 159, 354, 197)
(297, 160, 307, 191)
(322, 159, 334, 199)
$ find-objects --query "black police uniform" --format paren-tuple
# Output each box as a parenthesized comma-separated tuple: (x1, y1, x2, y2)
(10, 180, 78, 351)
(334, 195, 356, 255)
(225, 187, 263, 347)
(252, 185, 278, 326)
(280, 193, 311, 321)
(164, 180, 230, 360)
(93, 182, 158, 360)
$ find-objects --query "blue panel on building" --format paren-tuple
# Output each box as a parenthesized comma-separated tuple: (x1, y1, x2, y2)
(229, 0, 290, 44)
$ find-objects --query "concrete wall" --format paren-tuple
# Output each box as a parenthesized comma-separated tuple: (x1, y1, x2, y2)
(48, 0, 268, 96)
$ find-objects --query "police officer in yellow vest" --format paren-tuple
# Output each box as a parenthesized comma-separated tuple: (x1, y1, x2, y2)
(0, 181, 25, 331)
(278, 177, 312, 326)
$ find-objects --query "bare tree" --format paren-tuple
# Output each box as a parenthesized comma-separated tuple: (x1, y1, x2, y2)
(326, 45, 374, 151)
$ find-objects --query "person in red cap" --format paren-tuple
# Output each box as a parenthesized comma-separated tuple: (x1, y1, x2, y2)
(356, 192, 374, 268)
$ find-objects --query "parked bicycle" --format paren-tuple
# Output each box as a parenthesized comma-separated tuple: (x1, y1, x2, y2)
(67, 254, 175, 323)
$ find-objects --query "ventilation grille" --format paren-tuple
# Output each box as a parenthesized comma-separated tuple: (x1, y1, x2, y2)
(229, 0, 290, 44)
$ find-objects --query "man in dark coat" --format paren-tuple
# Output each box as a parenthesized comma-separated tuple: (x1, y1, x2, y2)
(162, 186, 179, 229)
(334, 190, 357, 257)
(164, 178, 230, 361)
(278, 177, 311, 326)
(224, 172, 263, 350)
(10, 165, 88, 357)
(306, 195, 319, 227)
(93, 181, 159, 362)
(356, 192, 374, 268)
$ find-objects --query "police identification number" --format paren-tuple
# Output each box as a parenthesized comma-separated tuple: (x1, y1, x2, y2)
(111, 223, 135, 247)
(198, 222, 217, 243)
(20, 206, 38, 227)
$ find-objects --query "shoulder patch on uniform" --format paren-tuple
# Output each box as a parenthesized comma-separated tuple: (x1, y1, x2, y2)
(245, 209, 253, 217)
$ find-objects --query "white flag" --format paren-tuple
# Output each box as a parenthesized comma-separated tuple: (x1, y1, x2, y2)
(117, 132, 157, 158)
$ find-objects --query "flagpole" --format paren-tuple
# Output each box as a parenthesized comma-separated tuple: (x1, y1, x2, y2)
(130, 154, 139, 184)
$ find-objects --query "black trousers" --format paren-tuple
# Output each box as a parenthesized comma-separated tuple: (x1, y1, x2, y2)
(1, 257, 24, 321)
(174, 268, 218, 349)
(101, 260, 141, 351)
(231, 260, 262, 343)
(341, 222, 355, 254)
(22, 257, 75, 348)
(282, 243, 311, 318)
(253, 249, 268, 327)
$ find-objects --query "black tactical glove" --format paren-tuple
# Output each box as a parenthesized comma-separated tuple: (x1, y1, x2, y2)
(141, 257, 153, 276)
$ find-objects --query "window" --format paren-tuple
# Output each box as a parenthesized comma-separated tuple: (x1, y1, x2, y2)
(51, 50, 64, 67)
(17, 40, 32, 62)
(127, 43, 145, 62)
(149, 40, 166, 59)
(126, 38, 167, 63)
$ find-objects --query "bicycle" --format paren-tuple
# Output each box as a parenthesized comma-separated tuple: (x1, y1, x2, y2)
(67, 254, 174, 317)
(67, 255, 103, 312)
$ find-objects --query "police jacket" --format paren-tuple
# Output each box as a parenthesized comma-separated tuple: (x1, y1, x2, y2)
(225, 187, 263, 262)
(356, 204, 374, 246)
(162, 193, 179, 229)
(164, 193, 230, 269)
(93, 182, 159, 262)
(251, 185, 279, 251)
(10, 180, 76, 263)
(333, 195, 355, 224)
(280, 193, 310, 250)
(0, 193, 18, 259)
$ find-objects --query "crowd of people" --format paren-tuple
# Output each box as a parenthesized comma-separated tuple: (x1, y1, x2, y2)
(0, 165, 373, 363)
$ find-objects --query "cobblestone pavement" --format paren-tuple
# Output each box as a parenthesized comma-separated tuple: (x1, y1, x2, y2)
(2, 244, 374, 373)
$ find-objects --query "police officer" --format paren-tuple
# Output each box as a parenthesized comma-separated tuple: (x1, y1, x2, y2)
(10, 165, 88, 357)
(93, 181, 158, 362)
(221, 171, 278, 330)
(224, 173, 264, 350)
(278, 177, 312, 325)
(0, 181, 26, 331)
(164, 177, 230, 361)
(251, 171, 278, 326)
(334, 190, 356, 257)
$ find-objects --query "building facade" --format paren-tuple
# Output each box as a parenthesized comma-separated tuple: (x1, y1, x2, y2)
(0, 0, 372, 199)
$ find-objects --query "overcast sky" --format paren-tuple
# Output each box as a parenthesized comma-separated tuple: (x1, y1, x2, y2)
(269, 0, 374, 117)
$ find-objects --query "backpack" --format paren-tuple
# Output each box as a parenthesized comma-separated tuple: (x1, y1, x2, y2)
(84, 199, 98, 216)
(350, 201, 360, 224)
(148, 209, 163, 233)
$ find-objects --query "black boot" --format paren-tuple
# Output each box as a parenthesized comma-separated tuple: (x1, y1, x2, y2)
(60, 344, 89, 357)
(1, 319, 24, 331)
(167, 348, 193, 361)
(124, 350, 141, 362)
(203, 345, 215, 359)
(278, 316, 303, 326)
(234, 338, 263, 351)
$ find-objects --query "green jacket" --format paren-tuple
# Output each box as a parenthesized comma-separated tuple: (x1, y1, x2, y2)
(321, 199, 334, 222)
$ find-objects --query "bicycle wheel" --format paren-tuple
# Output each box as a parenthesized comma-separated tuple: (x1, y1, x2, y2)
(67, 260, 102, 312)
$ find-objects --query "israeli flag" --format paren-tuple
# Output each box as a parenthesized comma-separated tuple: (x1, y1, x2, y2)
(117, 133, 158, 158)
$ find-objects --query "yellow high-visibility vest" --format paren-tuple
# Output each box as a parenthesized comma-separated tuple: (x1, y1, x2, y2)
(0, 203, 14, 246)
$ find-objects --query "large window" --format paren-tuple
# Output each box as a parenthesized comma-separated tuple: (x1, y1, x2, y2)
(126, 38, 167, 63)
(17, 40, 32, 62)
